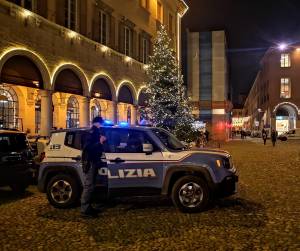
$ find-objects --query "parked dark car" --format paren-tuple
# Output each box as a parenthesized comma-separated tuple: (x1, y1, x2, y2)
(0, 129, 35, 193)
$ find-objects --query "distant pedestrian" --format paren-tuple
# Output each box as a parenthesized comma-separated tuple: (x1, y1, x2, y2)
(271, 129, 278, 147)
(262, 129, 267, 145)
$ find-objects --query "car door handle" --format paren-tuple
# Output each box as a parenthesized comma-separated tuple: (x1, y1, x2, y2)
(110, 157, 125, 163)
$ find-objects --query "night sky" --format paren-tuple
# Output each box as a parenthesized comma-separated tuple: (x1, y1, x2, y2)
(182, 0, 300, 105)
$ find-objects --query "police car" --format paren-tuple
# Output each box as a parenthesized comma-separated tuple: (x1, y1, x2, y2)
(37, 124, 238, 213)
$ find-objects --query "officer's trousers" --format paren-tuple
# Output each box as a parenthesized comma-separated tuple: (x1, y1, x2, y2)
(81, 163, 98, 213)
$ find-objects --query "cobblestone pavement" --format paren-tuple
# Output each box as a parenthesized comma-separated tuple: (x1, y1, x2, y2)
(0, 140, 299, 250)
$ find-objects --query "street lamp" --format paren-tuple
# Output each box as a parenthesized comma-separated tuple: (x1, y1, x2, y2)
(278, 43, 287, 50)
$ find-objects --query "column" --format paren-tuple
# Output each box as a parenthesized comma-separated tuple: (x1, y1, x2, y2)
(112, 101, 118, 124)
(79, 97, 90, 127)
(131, 105, 137, 125)
(40, 90, 53, 136)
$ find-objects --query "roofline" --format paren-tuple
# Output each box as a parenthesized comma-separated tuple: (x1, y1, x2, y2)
(243, 70, 261, 108)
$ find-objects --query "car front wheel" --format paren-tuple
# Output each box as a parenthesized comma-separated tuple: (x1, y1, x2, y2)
(46, 174, 80, 208)
(171, 175, 210, 213)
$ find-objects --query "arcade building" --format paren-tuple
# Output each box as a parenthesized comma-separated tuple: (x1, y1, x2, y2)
(0, 0, 188, 136)
(243, 44, 300, 134)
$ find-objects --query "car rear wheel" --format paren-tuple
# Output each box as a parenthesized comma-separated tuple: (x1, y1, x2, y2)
(46, 174, 80, 208)
(171, 175, 210, 213)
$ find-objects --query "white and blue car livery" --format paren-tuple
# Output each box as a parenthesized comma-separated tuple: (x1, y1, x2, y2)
(38, 126, 238, 213)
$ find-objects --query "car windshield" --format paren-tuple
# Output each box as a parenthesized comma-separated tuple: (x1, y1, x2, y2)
(0, 133, 29, 153)
(151, 128, 185, 151)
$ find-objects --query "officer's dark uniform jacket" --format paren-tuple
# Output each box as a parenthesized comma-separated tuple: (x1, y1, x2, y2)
(81, 126, 104, 173)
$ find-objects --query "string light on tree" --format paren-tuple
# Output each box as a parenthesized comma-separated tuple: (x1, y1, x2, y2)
(141, 25, 195, 142)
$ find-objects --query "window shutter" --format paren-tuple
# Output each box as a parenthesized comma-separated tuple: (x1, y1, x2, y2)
(109, 15, 115, 49)
(78, 0, 87, 36)
(55, 0, 65, 26)
(149, 39, 153, 57)
(37, 0, 47, 18)
(92, 9, 100, 42)
(138, 33, 143, 62)
(118, 22, 125, 54)
(132, 30, 137, 60)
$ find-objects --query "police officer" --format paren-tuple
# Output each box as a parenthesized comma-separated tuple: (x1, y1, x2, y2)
(81, 116, 106, 218)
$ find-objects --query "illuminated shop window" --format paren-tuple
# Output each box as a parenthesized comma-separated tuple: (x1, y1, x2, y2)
(127, 106, 131, 124)
(35, 99, 41, 134)
(280, 53, 291, 67)
(64, 0, 77, 30)
(0, 87, 19, 129)
(280, 78, 291, 98)
(66, 96, 79, 128)
(91, 100, 102, 122)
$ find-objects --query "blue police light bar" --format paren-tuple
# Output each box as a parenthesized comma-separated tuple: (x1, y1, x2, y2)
(119, 121, 129, 127)
(103, 120, 114, 126)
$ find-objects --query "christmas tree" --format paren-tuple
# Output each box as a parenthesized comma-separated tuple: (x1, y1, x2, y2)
(142, 25, 195, 142)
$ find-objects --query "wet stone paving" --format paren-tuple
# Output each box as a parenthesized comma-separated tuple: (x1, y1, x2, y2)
(0, 140, 299, 250)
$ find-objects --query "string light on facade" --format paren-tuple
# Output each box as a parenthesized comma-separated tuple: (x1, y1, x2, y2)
(94, 92, 101, 98)
(124, 56, 132, 63)
(22, 9, 32, 18)
(101, 45, 109, 53)
(67, 31, 77, 39)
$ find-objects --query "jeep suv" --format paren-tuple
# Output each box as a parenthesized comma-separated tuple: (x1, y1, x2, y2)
(38, 126, 238, 213)
(0, 130, 34, 193)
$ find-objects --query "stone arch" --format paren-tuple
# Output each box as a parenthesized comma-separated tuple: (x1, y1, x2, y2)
(117, 81, 137, 105)
(51, 64, 89, 96)
(90, 74, 116, 101)
(273, 102, 300, 117)
(273, 102, 299, 131)
(0, 48, 51, 90)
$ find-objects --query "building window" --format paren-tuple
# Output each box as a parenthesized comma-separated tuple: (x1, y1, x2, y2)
(280, 78, 291, 98)
(157, 1, 163, 23)
(124, 26, 132, 56)
(35, 99, 41, 134)
(140, 0, 149, 10)
(66, 96, 79, 128)
(142, 38, 149, 64)
(168, 13, 173, 34)
(0, 87, 19, 129)
(64, 0, 77, 30)
(127, 106, 131, 124)
(91, 100, 101, 122)
(99, 11, 108, 45)
(280, 53, 291, 67)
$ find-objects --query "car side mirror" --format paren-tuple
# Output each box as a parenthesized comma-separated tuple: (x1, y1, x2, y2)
(143, 143, 153, 155)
